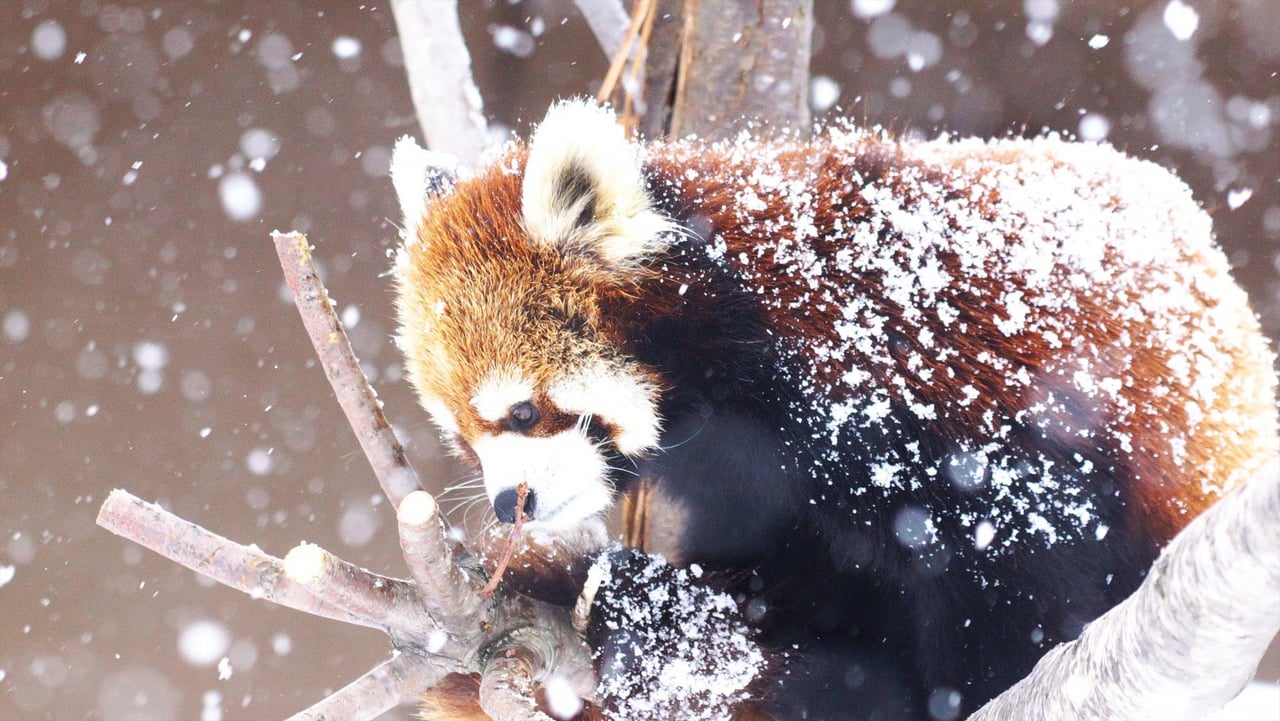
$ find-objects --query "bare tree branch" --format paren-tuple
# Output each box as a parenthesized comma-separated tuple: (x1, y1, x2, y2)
(101, 231, 600, 721)
(396, 490, 487, 629)
(389, 0, 489, 164)
(573, 0, 630, 60)
(281, 543, 434, 637)
(283, 653, 446, 721)
(100, 9, 1280, 718)
(635, 0, 683, 140)
(479, 625, 594, 721)
(97, 489, 373, 630)
(970, 458, 1280, 721)
(271, 231, 422, 508)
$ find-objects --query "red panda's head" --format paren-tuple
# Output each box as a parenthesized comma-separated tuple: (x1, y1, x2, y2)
(391, 100, 673, 531)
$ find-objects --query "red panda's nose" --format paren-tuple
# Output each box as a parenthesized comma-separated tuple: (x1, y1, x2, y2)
(493, 487, 537, 524)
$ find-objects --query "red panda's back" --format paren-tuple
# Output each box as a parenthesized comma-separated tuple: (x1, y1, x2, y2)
(643, 128, 1278, 546)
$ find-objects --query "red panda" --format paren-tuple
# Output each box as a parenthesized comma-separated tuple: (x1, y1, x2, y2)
(391, 99, 1279, 719)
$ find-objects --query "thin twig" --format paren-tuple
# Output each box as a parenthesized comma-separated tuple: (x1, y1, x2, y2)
(595, 0, 650, 107)
(271, 231, 423, 507)
(480, 482, 530, 598)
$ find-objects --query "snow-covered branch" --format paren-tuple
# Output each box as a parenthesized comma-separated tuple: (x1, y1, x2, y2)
(970, 458, 1280, 720)
(388, 0, 489, 164)
(271, 231, 422, 507)
(96, 490, 376, 630)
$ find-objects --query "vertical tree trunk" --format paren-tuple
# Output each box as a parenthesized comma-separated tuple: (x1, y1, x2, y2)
(626, 0, 814, 557)
(650, 0, 813, 142)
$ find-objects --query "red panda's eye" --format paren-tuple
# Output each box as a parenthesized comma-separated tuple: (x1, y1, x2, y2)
(508, 401, 540, 432)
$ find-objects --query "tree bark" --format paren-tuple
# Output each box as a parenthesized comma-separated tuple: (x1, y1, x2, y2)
(664, 0, 813, 142)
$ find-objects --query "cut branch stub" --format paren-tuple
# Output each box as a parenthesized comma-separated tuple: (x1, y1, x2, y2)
(396, 490, 487, 628)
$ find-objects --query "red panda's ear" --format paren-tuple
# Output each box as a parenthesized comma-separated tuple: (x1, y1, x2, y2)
(390, 136, 459, 245)
(522, 99, 672, 271)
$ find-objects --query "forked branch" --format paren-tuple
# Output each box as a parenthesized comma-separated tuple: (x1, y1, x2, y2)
(97, 232, 597, 720)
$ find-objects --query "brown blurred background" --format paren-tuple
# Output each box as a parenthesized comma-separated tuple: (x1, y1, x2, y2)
(0, 1, 1277, 719)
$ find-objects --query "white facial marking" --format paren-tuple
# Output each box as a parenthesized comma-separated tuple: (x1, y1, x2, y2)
(420, 393, 460, 436)
(549, 364, 661, 455)
(471, 371, 535, 422)
(471, 430, 615, 530)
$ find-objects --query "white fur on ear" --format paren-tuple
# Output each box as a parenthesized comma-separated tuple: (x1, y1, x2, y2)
(522, 99, 672, 268)
(390, 136, 459, 245)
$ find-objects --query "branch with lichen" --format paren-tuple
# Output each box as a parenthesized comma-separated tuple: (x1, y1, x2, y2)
(96, 232, 597, 721)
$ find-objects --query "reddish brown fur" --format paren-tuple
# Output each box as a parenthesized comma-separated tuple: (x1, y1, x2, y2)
(399, 119, 1278, 717)
(639, 133, 1277, 543)
(397, 147, 660, 445)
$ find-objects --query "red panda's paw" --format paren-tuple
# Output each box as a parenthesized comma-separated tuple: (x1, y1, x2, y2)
(582, 548, 768, 720)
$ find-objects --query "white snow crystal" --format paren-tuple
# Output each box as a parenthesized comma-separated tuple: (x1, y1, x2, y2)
(239, 128, 280, 162)
(489, 24, 535, 58)
(1163, 0, 1199, 41)
(218, 172, 262, 222)
(178, 620, 232, 667)
(851, 0, 897, 19)
(1078, 113, 1111, 142)
(338, 502, 379, 547)
(331, 36, 362, 59)
(810, 75, 841, 112)
(1226, 188, 1253, 210)
(31, 20, 67, 61)
(542, 676, 584, 720)
(246, 448, 273, 476)
(132, 341, 169, 370)
(974, 521, 996, 552)
(3, 309, 29, 342)
(270, 633, 292, 656)
(201, 689, 223, 721)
